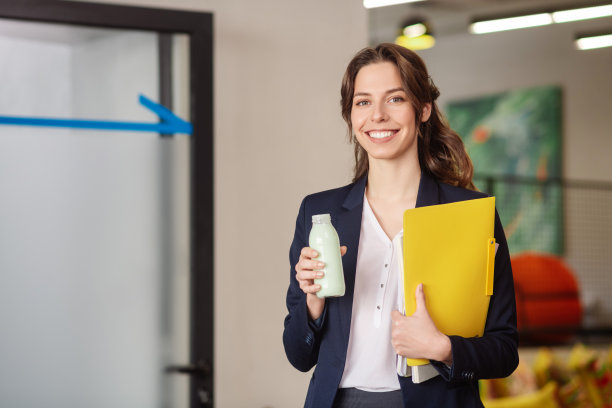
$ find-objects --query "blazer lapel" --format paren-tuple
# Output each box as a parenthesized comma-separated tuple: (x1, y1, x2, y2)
(334, 176, 366, 357)
(415, 171, 441, 208)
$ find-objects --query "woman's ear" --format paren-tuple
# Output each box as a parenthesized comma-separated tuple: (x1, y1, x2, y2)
(421, 103, 432, 122)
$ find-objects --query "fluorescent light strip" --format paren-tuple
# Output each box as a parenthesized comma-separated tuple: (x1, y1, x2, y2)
(470, 13, 553, 34)
(363, 0, 424, 9)
(576, 33, 612, 50)
(471, 3, 612, 35)
(553, 4, 612, 23)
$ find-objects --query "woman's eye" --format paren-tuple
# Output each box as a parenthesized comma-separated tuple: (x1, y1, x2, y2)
(355, 100, 369, 106)
(389, 96, 404, 103)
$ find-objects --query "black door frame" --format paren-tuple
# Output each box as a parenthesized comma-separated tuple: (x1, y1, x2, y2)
(0, 1, 214, 407)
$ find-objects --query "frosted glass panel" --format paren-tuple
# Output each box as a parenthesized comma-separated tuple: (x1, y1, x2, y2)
(0, 20, 189, 408)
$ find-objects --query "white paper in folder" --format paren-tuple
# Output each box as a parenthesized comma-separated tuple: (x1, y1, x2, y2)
(394, 232, 440, 384)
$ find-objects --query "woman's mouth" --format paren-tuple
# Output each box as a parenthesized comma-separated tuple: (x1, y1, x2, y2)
(366, 130, 398, 143)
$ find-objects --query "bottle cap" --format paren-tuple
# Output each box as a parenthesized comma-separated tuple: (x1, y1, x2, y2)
(312, 214, 331, 224)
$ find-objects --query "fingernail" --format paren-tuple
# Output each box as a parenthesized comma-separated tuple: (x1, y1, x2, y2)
(317, 262, 325, 268)
(316, 272, 324, 278)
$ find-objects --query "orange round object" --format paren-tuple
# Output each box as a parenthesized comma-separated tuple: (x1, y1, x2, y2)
(512, 252, 582, 343)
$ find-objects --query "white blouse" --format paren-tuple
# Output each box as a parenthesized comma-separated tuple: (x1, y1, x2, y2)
(339, 194, 401, 392)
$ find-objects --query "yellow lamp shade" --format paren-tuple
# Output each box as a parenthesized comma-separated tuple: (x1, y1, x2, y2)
(395, 34, 435, 50)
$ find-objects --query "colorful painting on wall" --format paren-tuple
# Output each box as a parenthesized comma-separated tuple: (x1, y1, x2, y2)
(446, 85, 563, 255)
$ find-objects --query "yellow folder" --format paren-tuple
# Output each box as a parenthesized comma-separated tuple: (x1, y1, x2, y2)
(402, 196, 496, 366)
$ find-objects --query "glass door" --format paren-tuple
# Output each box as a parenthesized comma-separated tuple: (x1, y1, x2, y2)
(0, 3, 213, 407)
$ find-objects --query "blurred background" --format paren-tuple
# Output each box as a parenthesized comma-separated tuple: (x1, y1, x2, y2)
(0, 0, 611, 407)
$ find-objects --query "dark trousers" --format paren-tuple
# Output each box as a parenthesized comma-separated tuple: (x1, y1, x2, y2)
(332, 388, 404, 408)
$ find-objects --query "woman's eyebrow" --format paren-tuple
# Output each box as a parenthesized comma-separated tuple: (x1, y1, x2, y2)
(386, 87, 404, 94)
(353, 87, 405, 98)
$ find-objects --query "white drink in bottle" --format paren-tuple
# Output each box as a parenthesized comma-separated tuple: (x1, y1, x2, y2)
(309, 214, 345, 298)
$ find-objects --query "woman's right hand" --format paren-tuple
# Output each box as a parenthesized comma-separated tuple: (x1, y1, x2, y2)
(295, 246, 347, 321)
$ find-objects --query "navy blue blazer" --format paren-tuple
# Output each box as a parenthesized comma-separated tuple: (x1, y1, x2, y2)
(283, 172, 519, 408)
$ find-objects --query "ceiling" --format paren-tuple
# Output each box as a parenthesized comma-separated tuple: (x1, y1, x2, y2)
(368, 0, 609, 42)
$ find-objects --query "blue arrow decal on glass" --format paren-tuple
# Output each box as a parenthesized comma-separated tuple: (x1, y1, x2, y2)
(0, 94, 192, 135)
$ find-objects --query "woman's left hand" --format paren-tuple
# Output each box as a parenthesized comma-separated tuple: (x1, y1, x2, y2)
(391, 283, 453, 366)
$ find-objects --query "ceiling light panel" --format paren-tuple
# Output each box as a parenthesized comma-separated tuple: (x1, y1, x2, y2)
(470, 13, 553, 34)
(576, 33, 612, 50)
(553, 4, 612, 23)
(363, 0, 424, 9)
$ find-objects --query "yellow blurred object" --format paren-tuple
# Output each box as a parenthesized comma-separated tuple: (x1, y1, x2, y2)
(533, 348, 571, 387)
(483, 381, 560, 408)
(508, 360, 538, 396)
(491, 346, 612, 408)
(480, 378, 511, 400)
(569, 343, 598, 371)
(532, 347, 594, 407)
(395, 18, 435, 50)
(569, 344, 604, 408)
(395, 33, 435, 50)
(481, 361, 538, 400)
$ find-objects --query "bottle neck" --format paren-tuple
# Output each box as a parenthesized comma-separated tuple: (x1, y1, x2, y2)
(312, 213, 331, 224)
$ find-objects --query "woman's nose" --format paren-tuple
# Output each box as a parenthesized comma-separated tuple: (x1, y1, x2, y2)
(371, 104, 388, 122)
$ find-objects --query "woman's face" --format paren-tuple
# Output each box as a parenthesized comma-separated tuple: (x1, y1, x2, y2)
(351, 61, 430, 165)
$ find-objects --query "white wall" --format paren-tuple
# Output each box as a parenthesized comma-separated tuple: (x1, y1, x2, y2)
(69, 0, 368, 407)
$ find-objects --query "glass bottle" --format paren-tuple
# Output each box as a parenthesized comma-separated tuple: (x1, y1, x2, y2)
(309, 214, 345, 298)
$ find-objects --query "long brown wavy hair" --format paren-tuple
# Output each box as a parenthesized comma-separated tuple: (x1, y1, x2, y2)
(341, 43, 475, 190)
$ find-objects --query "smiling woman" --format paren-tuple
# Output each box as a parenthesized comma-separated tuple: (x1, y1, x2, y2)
(283, 43, 519, 408)
(340, 44, 474, 189)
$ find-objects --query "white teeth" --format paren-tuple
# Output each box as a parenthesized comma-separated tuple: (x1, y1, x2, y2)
(368, 130, 394, 139)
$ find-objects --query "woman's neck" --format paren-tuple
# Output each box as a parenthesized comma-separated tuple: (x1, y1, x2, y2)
(366, 158, 421, 205)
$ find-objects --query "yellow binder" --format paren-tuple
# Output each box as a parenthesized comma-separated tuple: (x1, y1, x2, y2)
(402, 196, 496, 366)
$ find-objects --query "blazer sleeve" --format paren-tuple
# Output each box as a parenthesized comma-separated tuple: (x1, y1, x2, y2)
(431, 210, 519, 384)
(282, 196, 328, 372)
